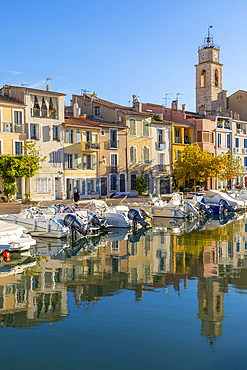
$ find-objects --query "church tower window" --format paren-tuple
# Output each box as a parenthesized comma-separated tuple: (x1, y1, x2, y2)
(215, 69, 219, 87)
(201, 70, 206, 88)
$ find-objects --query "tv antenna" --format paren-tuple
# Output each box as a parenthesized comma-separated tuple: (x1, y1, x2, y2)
(81, 88, 90, 95)
(176, 93, 184, 107)
(163, 93, 173, 107)
(21, 83, 28, 87)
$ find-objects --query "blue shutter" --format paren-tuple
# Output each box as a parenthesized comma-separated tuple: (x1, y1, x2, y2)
(96, 178, 99, 195)
(245, 157, 247, 167)
(236, 138, 239, 148)
(116, 176, 118, 191)
(110, 175, 113, 191)
(65, 153, 68, 169)
(93, 154, 96, 170)
(75, 153, 78, 169)
(244, 139, 247, 149)
(87, 179, 91, 195)
(83, 154, 87, 169)
(82, 179, 85, 195)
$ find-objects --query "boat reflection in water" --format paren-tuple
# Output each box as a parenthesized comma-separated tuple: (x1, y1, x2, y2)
(0, 212, 246, 348)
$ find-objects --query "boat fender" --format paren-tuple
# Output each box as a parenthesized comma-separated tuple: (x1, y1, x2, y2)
(3, 250, 10, 262)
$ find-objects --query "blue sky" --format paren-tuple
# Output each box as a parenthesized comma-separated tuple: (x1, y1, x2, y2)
(1, 0, 247, 111)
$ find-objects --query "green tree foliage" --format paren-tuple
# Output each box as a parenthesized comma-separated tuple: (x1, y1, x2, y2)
(0, 141, 46, 201)
(135, 170, 147, 195)
(218, 150, 243, 182)
(173, 143, 214, 191)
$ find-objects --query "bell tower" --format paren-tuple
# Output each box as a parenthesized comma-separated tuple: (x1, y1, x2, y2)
(195, 27, 224, 114)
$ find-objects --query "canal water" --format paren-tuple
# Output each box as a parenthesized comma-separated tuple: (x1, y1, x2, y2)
(0, 214, 247, 369)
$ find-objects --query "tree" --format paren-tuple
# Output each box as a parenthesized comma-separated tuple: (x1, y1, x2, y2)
(20, 140, 46, 200)
(173, 143, 214, 191)
(135, 170, 147, 195)
(218, 150, 243, 185)
(0, 140, 46, 202)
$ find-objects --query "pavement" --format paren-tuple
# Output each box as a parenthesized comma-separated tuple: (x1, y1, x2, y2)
(0, 196, 147, 215)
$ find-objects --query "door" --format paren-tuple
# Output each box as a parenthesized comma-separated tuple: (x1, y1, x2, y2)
(101, 177, 107, 196)
(120, 174, 125, 192)
(55, 178, 60, 199)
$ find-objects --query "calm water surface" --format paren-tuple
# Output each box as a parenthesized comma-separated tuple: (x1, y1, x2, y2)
(0, 215, 247, 369)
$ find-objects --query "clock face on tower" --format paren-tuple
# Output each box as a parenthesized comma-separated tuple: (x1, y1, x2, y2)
(214, 52, 218, 59)
(201, 52, 206, 59)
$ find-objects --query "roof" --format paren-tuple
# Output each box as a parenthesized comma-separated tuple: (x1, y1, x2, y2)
(73, 94, 150, 117)
(0, 95, 26, 106)
(64, 115, 127, 129)
(2, 84, 66, 96)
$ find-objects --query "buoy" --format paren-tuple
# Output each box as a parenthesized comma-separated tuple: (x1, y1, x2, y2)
(3, 251, 10, 262)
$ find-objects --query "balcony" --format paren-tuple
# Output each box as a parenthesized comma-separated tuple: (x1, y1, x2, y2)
(2, 122, 25, 134)
(184, 137, 191, 144)
(31, 108, 58, 119)
(174, 136, 182, 144)
(156, 141, 166, 150)
(81, 142, 101, 151)
(110, 165, 118, 173)
(109, 140, 119, 149)
(158, 165, 167, 173)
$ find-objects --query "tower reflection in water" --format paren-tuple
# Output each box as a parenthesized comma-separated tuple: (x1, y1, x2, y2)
(0, 214, 246, 343)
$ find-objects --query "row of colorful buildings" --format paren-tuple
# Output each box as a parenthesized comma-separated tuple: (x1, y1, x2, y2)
(1, 30, 247, 200)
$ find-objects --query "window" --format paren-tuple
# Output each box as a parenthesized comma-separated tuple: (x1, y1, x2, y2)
(30, 124, 38, 139)
(65, 128, 73, 143)
(244, 157, 247, 167)
(236, 137, 239, 148)
(110, 154, 118, 173)
(101, 130, 105, 135)
(14, 111, 23, 125)
(144, 173, 150, 189)
(142, 120, 149, 136)
(95, 107, 100, 115)
(50, 151, 61, 165)
(76, 129, 81, 143)
(175, 129, 181, 143)
(15, 141, 22, 155)
(75, 153, 79, 169)
(68, 154, 73, 169)
(86, 154, 91, 169)
(227, 134, 231, 149)
(129, 146, 137, 163)
(83, 154, 92, 169)
(158, 129, 164, 144)
(130, 174, 137, 190)
(53, 126, 59, 141)
(218, 133, 221, 148)
(129, 119, 136, 136)
(86, 131, 92, 142)
(197, 131, 202, 142)
(244, 139, 247, 149)
(203, 132, 209, 142)
(201, 70, 206, 87)
(143, 147, 150, 163)
(110, 174, 117, 191)
(110, 129, 118, 148)
(215, 69, 219, 87)
(36, 177, 52, 193)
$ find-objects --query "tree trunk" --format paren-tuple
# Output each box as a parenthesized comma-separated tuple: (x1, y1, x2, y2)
(194, 179, 196, 192)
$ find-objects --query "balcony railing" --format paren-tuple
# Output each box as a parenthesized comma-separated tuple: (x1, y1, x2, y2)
(184, 137, 191, 144)
(81, 142, 101, 151)
(2, 122, 25, 133)
(174, 136, 182, 144)
(110, 165, 118, 173)
(31, 108, 58, 119)
(158, 165, 167, 173)
(109, 140, 119, 149)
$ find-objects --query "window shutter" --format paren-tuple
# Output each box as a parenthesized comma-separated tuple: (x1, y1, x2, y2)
(110, 175, 113, 191)
(82, 179, 86, 195)
(92, 154, 96, 170)
(96, 178, 99, 194)
(134, 147, 137, 163)
(65, 153, 68, 169)
(73, 178, 77, 190)
(48, 178, 52, 193)
(87, 179, 91, 194)
(83, 154, 87, 169)
(49, 125, 53, 140)
(130, 147, 133, 163)
(75, 153, 79, 169)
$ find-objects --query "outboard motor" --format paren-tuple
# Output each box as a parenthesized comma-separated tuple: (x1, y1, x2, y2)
(64, 214, 88, 236)
(219, 199, 236, 213)
(88, 211, 107, 229)
(128, 209, 152, 228)
(198, 201, 213, 216)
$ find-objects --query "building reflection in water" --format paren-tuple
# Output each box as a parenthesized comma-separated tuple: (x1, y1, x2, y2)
(0, 214, 247, 336)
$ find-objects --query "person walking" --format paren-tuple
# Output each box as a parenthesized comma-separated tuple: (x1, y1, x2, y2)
(73, 189, 80, 203)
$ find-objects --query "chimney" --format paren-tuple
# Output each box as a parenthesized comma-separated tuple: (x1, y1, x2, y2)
(73, 102, 79, 118)
(46, 84, 50, 92)
(182, 104, 186, 113)
(172, 100, 178, 110)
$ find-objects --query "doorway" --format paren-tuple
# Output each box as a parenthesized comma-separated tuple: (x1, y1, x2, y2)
(119, 174, 125, 192)
(101, 177, 107, 197)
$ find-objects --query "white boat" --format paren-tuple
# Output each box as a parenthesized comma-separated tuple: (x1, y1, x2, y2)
(202, 190, 244, 212)
(227, 189, 247, 207)
(0, 208, 69, 239)
(76, 200, 132, 228)
(127, 193, 195, 219)
(0, 220, 36, 253)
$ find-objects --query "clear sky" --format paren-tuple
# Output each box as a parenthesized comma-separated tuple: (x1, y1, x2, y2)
(1, 0, 247, 111)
